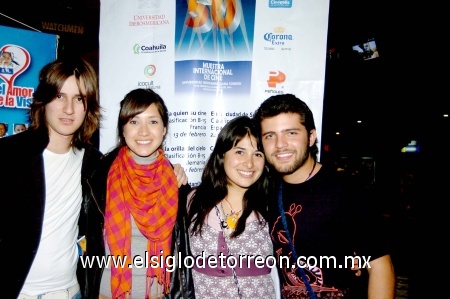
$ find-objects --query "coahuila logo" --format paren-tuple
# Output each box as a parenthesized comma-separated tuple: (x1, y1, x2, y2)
(144, 65, 156, 78)
(133, 44, 140, 54)
(133, 43, 167, 54)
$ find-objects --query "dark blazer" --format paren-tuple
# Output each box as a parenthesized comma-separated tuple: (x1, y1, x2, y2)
(0, 127, 104, 299)
(164, 183, 196, 299)
(97, 147, 196, 299)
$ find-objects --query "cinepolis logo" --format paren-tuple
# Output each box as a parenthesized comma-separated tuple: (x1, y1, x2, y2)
(267, 70, 286, 88)
(269, 0, 292, 8)
(144, 65, 156, 78)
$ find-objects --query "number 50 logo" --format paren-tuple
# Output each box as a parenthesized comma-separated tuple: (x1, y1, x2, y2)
(185, 0, 242, 34)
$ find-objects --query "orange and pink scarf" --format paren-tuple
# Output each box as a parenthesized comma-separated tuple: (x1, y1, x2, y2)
(105, 147, 178, 299)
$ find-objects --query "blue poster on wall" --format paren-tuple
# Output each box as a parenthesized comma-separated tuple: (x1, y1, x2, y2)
(174, 0, 256, 95)
(0, 25, 57, 138)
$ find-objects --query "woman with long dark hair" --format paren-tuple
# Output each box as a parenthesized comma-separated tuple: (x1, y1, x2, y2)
(188, 116, 277, 299)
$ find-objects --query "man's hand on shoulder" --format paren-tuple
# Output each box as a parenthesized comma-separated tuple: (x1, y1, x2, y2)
(174, 163, 188, 187)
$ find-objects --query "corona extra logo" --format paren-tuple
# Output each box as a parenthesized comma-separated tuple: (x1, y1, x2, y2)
(274, 27, 285, 33)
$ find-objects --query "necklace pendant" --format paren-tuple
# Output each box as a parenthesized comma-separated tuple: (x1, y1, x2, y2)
(220, 219, 228, 229)
(226, 213, 238, 230)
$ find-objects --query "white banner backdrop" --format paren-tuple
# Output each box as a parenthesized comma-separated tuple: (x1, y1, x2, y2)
(99, 0, 330, 186)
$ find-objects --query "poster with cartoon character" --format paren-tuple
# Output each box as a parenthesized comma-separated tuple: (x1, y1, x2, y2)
(0, 25, 57, 137)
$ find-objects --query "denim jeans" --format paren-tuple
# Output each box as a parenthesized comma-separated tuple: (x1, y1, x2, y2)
(18, 286, 81, 299)
(71, 291, 82, 299)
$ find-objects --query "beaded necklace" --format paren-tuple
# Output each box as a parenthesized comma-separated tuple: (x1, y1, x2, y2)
(214, 205, 242, 298)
